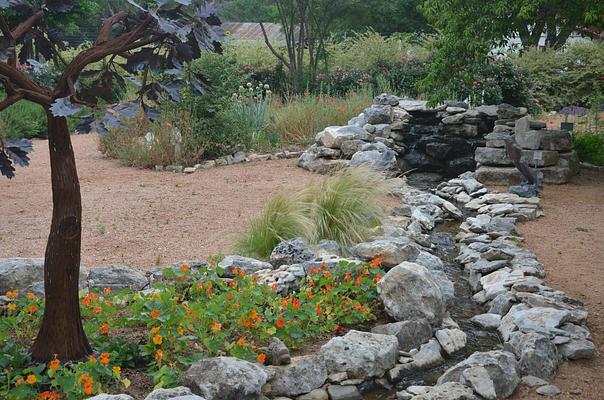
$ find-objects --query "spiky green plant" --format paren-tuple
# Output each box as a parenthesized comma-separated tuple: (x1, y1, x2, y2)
(304, 166, 391, 246)
(236, 193, 314, 259)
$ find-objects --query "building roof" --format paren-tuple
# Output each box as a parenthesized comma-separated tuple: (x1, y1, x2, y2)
(222, 22, 286, 44)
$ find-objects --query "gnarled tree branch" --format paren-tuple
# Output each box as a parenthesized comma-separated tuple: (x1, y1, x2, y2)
(95, 11, 129, 45)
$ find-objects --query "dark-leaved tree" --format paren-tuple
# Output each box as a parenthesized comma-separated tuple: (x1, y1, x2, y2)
(0, 0, 222, 362)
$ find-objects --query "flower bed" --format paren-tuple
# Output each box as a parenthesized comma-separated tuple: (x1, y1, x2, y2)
(0, 260, 384, 399)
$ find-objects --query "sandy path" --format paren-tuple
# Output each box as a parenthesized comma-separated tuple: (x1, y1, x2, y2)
(0, 134, 315, 268)
(512, 169, 604, 399)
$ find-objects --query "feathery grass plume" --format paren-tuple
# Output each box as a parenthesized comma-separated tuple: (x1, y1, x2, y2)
(305, 166, 391, 246)
(236, 193, 314, 259)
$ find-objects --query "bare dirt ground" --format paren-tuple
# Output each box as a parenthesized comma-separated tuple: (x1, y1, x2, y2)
(511, 169, 604, 399)
(0, 134, 315, 268)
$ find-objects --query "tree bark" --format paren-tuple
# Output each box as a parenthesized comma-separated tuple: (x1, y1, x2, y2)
(30, 114, 92, 362)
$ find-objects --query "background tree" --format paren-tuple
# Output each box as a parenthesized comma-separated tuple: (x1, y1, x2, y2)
(259, 0, 343, 92)
(419, 0, 604, 104)
(0, 0, 222, 362)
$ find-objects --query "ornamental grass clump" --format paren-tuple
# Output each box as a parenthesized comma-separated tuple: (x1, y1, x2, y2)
(304, 166, 391, 246)
(236, 193, 314, 259)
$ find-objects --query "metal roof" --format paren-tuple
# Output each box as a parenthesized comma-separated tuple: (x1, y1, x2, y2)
(222, 22, 286, 44)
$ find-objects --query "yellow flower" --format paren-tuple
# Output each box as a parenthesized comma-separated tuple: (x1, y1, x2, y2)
(26, 374, 37, 385)
(112, 366, 121, 374)
(26, 292, 36, 300)
(151, 326, 160, 335)
(152, 335, 163, 345)
(177, 326, 184, 336)
(6, 290, 18, 299)
(7, 303, 16, 311)
(225, 30, 232, 36)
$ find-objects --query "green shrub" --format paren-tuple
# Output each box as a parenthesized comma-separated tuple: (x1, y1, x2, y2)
(327, 30, 431, 73)
(574, 132, 604, 166)
(304, 166, 391, 245)
(0, 100, 48, 139)
(511, 41, 604, 111)
(236, 194, 314, 259)
(237, 166, 391, 257)
(267, 89, 373, 145)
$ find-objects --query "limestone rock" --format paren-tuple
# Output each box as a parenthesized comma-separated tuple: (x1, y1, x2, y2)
(435, 328, 467, 355)
(326, 385, 362, 400)
(182, 357, 268, 400)
(505, 332, 559, 379)
(218, 255, 273, 278)
(270, 238, 315, 268)
(558, 338, 596, 360)
(315, 126, 371, 149)
(377, 262, 446, 326)
(88, 265, 147, 292)
(437, 350, 520, 399)
(371, 320, 433, 351)
(320, 330, 398, 379)
(86, 395, 135, 400)
(536, 385, 561, 397)
(144, 387, 206, 400)
(471, 313, 502, 330)
(351, 238, 419, 268)
(350, 149, 397, 172)
(268, 355, 327, 397)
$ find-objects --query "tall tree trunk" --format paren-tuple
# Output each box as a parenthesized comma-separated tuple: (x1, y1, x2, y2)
(30, 113, 92, 362)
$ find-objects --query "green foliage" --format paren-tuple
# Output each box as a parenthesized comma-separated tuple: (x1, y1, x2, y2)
(419, 0, 604, 105)
(238, 166, 390, 257)
(327, 30, 431, 73)
(304, 166, 391, 245)
(1, 259, 385, 398)
(574, 132, 604, 166)
(236, 194, 314, 259)
(511, 41, 604, 110)
(0, 100, 48, 139)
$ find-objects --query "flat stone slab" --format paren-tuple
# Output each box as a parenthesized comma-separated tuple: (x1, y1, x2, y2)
(475, 147, 559, 167)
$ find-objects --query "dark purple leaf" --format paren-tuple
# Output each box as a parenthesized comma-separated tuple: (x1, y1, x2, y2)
(0, 151, 15, 179)
(50, 97, 84, 117)
(5, 138, 33, 167)
(175, 42, 194, 62)
(124, 48, 163, 73)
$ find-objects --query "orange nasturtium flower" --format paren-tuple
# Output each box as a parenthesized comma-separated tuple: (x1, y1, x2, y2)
(28, 305, 38, 313)
(92, 306, 101, 314)
(150, 309, 160, 319)
(103, 287, 111, 295)
(315, 303, 323, 315)
(211, 321, 222, 332)
(275, 318, 285, 329)
(26, 374, 37, 385)
(153, 335, 163, 345)
(155, 349, 164, 362)
(37, 391, 60, 400)
(292, 298, 301, 310)
(49, 358, 60, 371)
(257, 353, 266, 364)
(236, 337, 246, 346)
(180, 263, 190, 272)
(280, 298, 288, 308)
(370, 257, 383, 269)
(99, 353, 110, 366)
(83, 383, 94, 395)
(27, 292, 36, 300)
(88, 355, 97, 363)
(5, 290, 18, 299)
(100, 323, 110, 335)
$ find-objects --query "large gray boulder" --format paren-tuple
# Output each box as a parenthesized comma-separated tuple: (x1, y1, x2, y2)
(315, 126, 371, 149)
(475, 147, 559, 167)
(437, 350, 520, 399)
(515, 130, 573, 151)
(298, 151, 349, 174)
(364, 105, 392, 124)
(377, 262, 446, 326)
(505, 332, 559, 379)
(320, 330, 399, 379)
(145, 387, 206, 400)
(267, 355, 327, 397)
(350, 149, 397, 172)
(182, 357, 268, 400)
(270, 238, 315, 268)
(351, 238, 419, 268)
(218, 256, 273, 278)
(371, 319, 433, 351)
(88, 265, 147, 292)
(0, 257, 87, 294)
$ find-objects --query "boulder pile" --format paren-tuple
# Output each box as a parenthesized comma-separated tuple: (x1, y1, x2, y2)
(475, 115, 579, 184)
(298, 95, 538, 178)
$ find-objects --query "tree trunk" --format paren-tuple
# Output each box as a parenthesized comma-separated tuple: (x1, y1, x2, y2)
(30, 113, 92, 362)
